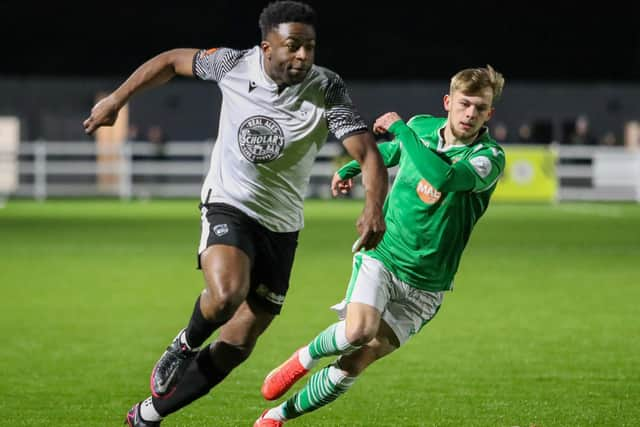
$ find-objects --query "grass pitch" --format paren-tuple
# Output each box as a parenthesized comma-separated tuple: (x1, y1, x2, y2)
(1, 199, 638, 426)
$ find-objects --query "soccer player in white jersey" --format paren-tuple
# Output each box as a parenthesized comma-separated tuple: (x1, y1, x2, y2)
(254, 65, 506, 426)
(83, 2, 387, 426)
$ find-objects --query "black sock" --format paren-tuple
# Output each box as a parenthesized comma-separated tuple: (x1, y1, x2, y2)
(152, 346, 227, 417)
(184, 295, 222, 348)
(208, 340, 252, 373)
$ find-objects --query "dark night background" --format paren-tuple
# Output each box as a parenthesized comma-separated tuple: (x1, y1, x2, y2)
(2, 1, 640, 82)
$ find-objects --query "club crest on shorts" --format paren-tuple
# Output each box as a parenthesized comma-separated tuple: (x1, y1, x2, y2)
(416, 179, 441, 204)
(213, 223, 229, 236)
(256, 284, 285, 305)
(237, 115, 285, 163)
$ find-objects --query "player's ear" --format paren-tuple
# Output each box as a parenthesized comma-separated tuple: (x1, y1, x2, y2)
(260, 41, 271, 55)
(486, 107, 495, 121)
(443, 94, 451, 112)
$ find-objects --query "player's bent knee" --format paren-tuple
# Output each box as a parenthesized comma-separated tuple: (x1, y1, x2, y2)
(200, 286, 245, 320)
(345, 323, 378, 346)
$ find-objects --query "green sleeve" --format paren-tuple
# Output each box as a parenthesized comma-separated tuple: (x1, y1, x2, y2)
(337, 140, 402, 179)
(388, 120, 476, 192)
(452, 147, 506, 192)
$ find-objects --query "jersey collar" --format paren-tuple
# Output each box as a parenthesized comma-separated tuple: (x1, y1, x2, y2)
(437, 122, 490, 151)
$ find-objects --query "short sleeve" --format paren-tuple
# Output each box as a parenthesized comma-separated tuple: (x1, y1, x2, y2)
(193, 47, 247, 82)
(324, 74, 368, 140)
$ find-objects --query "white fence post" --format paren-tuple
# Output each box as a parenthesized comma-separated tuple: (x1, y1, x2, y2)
(0, 117, 20, 204)
(34, 141, 47, 201)
(119, 144, 132, 200)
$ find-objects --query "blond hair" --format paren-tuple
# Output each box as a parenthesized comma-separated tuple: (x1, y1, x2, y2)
(450, 64, 505, 103)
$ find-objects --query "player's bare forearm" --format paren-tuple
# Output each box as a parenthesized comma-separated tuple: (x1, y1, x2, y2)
(83, 48, 198, 135)
(342, 132, 387, 250)
(359, 147, 387, 247)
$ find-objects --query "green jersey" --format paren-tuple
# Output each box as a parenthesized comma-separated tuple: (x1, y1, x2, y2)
(338, 115, 505, 291)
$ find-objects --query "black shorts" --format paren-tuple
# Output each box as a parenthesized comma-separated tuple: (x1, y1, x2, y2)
(197, 203, 299, 315)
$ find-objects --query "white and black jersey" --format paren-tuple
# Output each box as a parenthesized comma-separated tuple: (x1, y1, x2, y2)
(193, 46, 367, 232)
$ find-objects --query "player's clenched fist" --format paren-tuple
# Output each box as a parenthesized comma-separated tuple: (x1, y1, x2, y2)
(373, 112, 402, 135)
(83, 94, 122, 135)
(331, 173, 353, 196)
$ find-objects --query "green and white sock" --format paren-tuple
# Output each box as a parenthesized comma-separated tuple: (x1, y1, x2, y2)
(307, 321, 359, 359)
(282, 363, 356, 419)
(297, 346, 317, 370)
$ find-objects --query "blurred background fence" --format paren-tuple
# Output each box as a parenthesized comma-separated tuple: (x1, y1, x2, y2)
(2, 140, 640, 203)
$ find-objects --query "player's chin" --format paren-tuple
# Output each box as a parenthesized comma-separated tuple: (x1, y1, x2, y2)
(457, 125, 479, 139)
(286, 69, 309, 84)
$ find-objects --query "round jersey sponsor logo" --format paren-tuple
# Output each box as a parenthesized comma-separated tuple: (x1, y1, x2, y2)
(416, 179, 442, 204)
(237, 116, 285, 163)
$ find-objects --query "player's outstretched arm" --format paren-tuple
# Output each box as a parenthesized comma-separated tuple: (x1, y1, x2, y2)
(83, 48, 199, 135)
(342, 132, 387, 251)
(374, 112, 478, 192)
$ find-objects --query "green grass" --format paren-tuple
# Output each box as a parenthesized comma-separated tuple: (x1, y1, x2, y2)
(1, 199, 639, 426)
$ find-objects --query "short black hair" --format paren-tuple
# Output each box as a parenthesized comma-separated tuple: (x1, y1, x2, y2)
(258, 1, 317, 39)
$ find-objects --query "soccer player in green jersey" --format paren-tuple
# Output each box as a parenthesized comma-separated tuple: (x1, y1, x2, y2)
(254, 65, 505, 426)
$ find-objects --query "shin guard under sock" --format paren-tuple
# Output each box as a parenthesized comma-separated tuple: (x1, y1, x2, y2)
(184, 295, 223, 348)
